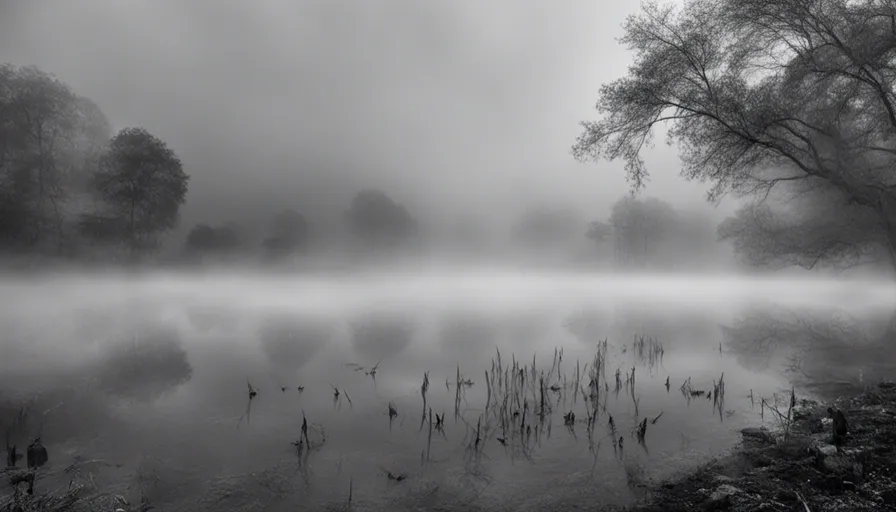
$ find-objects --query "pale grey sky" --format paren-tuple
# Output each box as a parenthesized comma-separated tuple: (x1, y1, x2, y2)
(0, 0, 733, 229)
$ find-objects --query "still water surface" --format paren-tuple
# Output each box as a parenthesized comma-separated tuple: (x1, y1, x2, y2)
(0, 271, 892, 511)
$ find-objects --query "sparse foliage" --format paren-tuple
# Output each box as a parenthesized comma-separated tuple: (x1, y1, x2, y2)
(586, 220, 613, 244)
(608, 196, 678, 266)
(574, 0, 896, 271)
(587, 196, 723, 267)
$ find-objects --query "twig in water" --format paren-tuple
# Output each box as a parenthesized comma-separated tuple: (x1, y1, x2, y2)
(237, 380, 258, 429)
(347, 476, 353, 507)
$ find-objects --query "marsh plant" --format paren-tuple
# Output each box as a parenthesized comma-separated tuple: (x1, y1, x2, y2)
(760, 387, 798, 442)
(3, 331, 756, 510)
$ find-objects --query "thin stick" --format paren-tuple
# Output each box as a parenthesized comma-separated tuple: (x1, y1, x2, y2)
(795, 491, 811, 512)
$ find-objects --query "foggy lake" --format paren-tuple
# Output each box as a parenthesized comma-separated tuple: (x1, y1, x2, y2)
(1, 271, 893, 511)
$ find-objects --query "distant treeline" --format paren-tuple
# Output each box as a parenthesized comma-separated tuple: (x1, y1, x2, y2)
(0, 64, 186, 260)
(0, 62, 730, 270)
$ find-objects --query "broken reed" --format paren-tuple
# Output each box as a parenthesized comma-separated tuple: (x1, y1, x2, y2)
(473, 341, 616, 460)
(632, 335, 664, 369)
(678, 372, 727, 418)
(236, 335, 671, 495)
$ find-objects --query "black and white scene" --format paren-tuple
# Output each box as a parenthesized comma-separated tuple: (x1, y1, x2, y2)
(1, 0, 896, 510)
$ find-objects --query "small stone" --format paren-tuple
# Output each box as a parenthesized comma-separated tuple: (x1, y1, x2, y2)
(705, 484, 741, 509)
(816, 444, 839, 458)
(712, 485, 740, 498)
(741, 427, 773, 442)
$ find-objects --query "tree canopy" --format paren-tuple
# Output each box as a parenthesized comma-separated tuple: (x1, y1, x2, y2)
(608, 196, 678, 266)
(262, 209, 309, 257)
(185, 223, 242, 254)
(0, 64, 111, 248)
(0, 63, 193, 261)
(573, 0, 896, 272)
(88, 127, 189, 252)
(584, 196, 725, 268)
(345, 189, 417, 248)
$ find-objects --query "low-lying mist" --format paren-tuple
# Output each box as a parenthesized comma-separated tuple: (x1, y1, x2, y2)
(2, 268, 893, 510)
(4, 270, 894, 320)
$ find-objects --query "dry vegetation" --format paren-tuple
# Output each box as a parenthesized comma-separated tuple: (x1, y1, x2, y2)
(612, 382, 896, 511)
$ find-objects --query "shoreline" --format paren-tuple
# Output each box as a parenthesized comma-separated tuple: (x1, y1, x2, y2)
(609, 381, 896, 511)
(3, 382, 894, 511)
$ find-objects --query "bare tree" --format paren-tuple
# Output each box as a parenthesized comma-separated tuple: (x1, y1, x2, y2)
(573, 0, 896, 271)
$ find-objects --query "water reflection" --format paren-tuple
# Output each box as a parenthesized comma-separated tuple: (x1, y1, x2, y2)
(185, 303, 242, 334)
(349, 313, 417, 361)
(501, 309, 556, 354)
(257, 313, 332, 373)
(95, 322, 193, 402)
(438, 312, 503, 363)
(564, 308, 611, 345)
(721, 306, 894, 397)
(0, 273, 891, 511)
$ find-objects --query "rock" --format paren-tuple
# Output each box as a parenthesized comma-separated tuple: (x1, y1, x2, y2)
(816, 444, 839, 458)
(812, 442, 871, 484)
(704, 484, 741, 510)
(713, 475, 734, 484)
(815, 447, 859, 482)
(741, 427, 774, 443)
(7, 470, 34, 495)
(793, 409, 812, 420)
(879, 381, 895, 390)
(792, 400, 817, 420)
(710, 484, 741, 499)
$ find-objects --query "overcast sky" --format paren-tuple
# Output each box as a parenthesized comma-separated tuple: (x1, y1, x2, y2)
(0, 0, 735, 229)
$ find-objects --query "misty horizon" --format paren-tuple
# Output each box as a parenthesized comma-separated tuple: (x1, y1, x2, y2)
(2, 1, 895, 510)
(0, 0, 741, 237)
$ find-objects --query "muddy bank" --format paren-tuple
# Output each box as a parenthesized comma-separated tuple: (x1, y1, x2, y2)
(608, 381, 896, 512)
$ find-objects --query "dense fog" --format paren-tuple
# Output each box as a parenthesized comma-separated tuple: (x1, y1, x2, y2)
(2, 0, 896, 510)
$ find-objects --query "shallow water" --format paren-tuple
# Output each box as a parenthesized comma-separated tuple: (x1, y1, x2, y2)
(0, 271, 892, 511)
